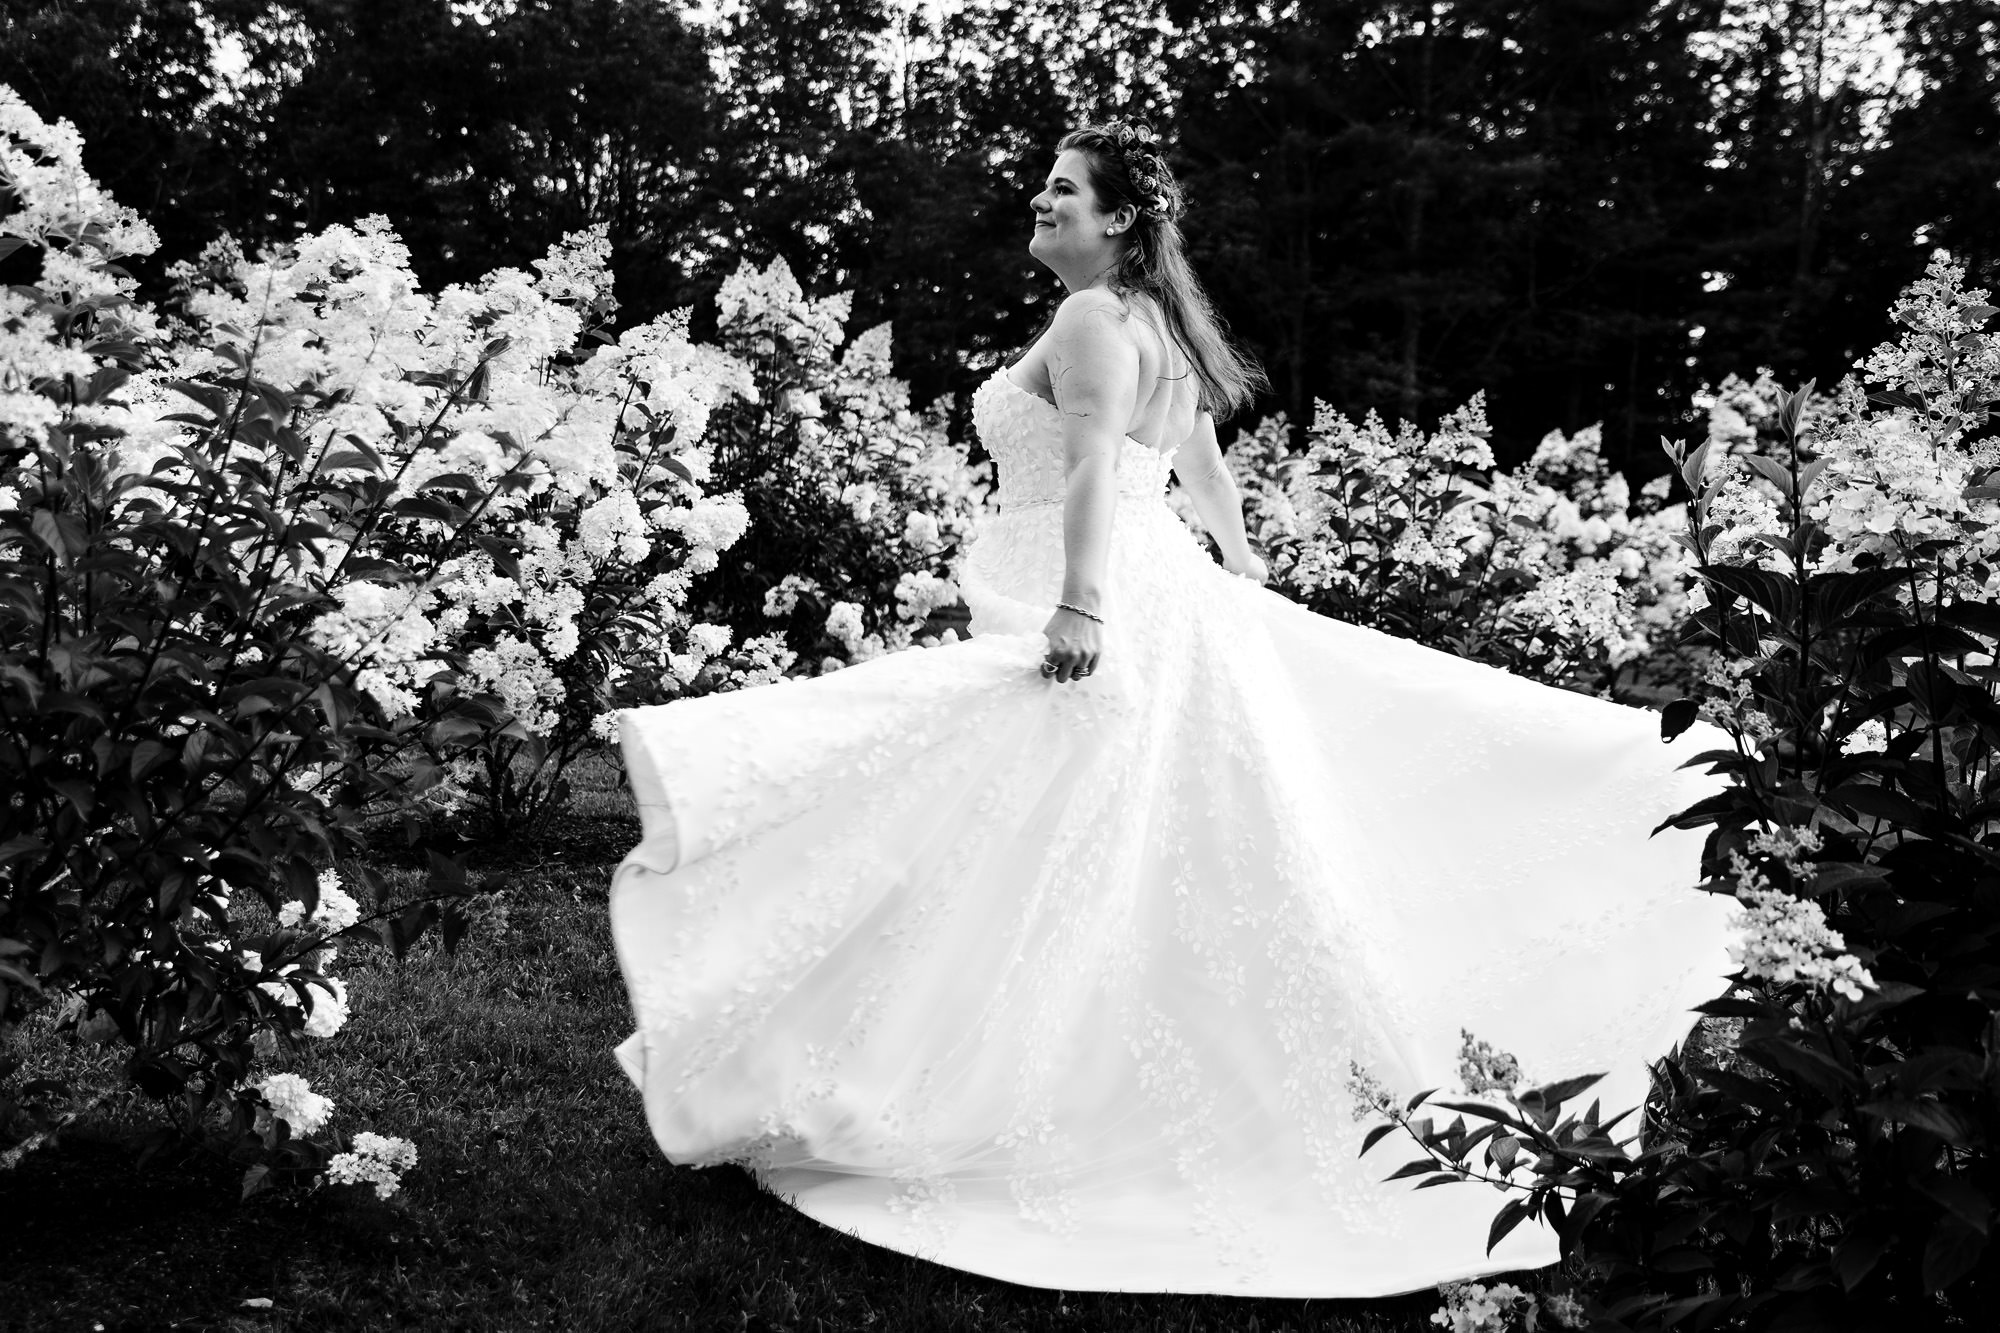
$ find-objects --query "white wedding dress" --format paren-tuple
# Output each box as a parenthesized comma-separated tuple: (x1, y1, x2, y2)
(609, 369, 1737, 1296)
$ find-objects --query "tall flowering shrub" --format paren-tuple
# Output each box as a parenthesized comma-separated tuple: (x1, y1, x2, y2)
(156, 222, 762, 832)
(1178, 396, 1698, 700)
(0, 87, 746, 1192)
(1367, 253, 2000, 1329)
(697, 258, 988, 672)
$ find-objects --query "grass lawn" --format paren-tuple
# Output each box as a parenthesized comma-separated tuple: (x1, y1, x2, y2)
(2, 755, 1451, 1332)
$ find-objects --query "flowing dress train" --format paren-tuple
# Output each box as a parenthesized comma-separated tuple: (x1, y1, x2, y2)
(607, 369, 1736, 1296)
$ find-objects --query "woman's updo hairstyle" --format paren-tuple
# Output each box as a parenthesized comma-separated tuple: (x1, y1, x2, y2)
(1056, 119, 1264, 418)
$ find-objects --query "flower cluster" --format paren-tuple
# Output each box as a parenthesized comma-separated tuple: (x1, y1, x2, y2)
(1183, 397, 1694, 696)
(706, 257, 986, 672)
(254, 1072, 334, 1137)
(0, 85, 770, 1196)
(1456, 1029, 1524, 1097)
(1430, 1281, 1541, 1333)
(145, 215, 766, 825)
(1724, 851, 1875, 1002)
(1089, 119, 1179, 221)
(0, 87, 161, 439)
(325, 1131, 420, 1201)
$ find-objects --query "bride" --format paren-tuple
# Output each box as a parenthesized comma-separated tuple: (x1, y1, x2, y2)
(609, 120, 1735, 1296)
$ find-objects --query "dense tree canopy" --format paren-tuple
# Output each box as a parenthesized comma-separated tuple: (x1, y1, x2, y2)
(4, 0, 1994, 472)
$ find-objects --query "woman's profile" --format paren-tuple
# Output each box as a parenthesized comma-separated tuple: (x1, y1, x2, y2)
(607, 119, 1734, 1296)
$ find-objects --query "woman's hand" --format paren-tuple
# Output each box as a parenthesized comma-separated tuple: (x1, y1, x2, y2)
(1223, 550, 1269, 585)
(1040, 606, 1104, 683)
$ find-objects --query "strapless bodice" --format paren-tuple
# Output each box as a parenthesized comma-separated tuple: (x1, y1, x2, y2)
(970, 370, 1175, 510)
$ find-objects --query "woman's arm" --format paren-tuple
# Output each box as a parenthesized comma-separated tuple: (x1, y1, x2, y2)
(1171, 413, 1266, 581)
(1040, 290, 1139, 682)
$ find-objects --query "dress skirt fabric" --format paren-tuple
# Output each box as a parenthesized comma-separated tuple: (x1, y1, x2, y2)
(608, 372, 1736, 1296)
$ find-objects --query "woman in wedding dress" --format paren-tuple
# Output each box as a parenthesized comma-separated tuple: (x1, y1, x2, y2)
(609, 120, 1736, 1297)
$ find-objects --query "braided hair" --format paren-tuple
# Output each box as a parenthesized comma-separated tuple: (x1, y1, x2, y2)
(1056, 119, 1266, 418)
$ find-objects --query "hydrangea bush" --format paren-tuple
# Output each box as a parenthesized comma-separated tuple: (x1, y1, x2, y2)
(156, 219, 760, 833)
(0, 86, 746, 1194)
(1367, 253, 2000, 1330)
(1175, 396, 1699, 700)
(695, 257, 989, 673)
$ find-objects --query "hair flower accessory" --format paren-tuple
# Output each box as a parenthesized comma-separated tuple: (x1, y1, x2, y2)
(1106, 119, 1158, 149)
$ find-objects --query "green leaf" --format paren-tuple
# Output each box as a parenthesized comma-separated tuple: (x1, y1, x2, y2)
(1813, 568, 1908, 627)
(1833, 1227, 1894, 1291)
(1524, 1073, 1604, 1108)
(1704, 565, 1798, 623)
(1832, 784, 1927, 827)
(0, 836, 48, 867)
(1660, 698, 1699, 741)
(316, 450, 380, 474)
(1797, 456, 1832, 496)
(417, 472, 483, 493)
(1649, 1247, 1715, 1274)
(129, 740, 171, 780)
(240, 1163, 272, 1201)
(441, 904, 471, 955)
(1360, 1122, 1397, 1156)
(1486, 1197, 1531, 1254)
(1920, 1176, 1991, 1235)
(1681, 439, 1714, 492)
(1744, 454, 1794, 495)
(1869, 389, 1927, 412)
(1923, 1217, 1985, 1295)
(1810, 863, 1890, 894)
(1860, 1098, 1974, 1145)
(1777, 381, 1815, 436)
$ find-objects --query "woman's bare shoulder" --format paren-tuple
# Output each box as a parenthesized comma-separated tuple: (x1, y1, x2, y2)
(1050, 287, 1133, 336)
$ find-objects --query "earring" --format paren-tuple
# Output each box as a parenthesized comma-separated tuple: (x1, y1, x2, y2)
(1106, 227, 1117, 236)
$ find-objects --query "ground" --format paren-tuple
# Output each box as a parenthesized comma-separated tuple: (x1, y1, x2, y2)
(1, 756, 1449, 1332)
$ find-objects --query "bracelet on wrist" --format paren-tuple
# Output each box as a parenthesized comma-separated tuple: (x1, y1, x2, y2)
(1057, 601, 1105, 624)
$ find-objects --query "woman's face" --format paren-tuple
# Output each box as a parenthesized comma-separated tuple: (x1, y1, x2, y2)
(1028, 148, 1123, 269)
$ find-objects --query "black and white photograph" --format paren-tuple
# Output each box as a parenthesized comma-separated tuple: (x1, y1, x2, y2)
(1, 1, 1996, 1328)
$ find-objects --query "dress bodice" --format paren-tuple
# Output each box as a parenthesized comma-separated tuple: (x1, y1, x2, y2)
(971, 370, 1176, 510)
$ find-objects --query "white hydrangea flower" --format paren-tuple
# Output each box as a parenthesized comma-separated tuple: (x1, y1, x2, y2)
(325, 1131, 419, 1200)
(824, 600, 865, 652)
(1431, 1281, 1536, 1333)
(1726, 852, 1875, 1001)
(892, 570, 954, 624)
(1842, 718, 1889, 755)
(667, 492, 750, 552)
(574, 489, 650, 564)
(254, 1072, 333, 1136)
(306, 583, 441, 720)
(278, 870, 361, 935)
(763, 573, 819, 618)
(902, 510, 941, 550)
(0, 86, 160, 258)
(299, 977, 350, 1040)
(840, 481, 882, 523)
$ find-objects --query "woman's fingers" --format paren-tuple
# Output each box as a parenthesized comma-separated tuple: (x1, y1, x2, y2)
(1040, 649, 1101, 683)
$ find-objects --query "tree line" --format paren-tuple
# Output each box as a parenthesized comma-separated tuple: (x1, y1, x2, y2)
(5, 0, 1995, 473)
